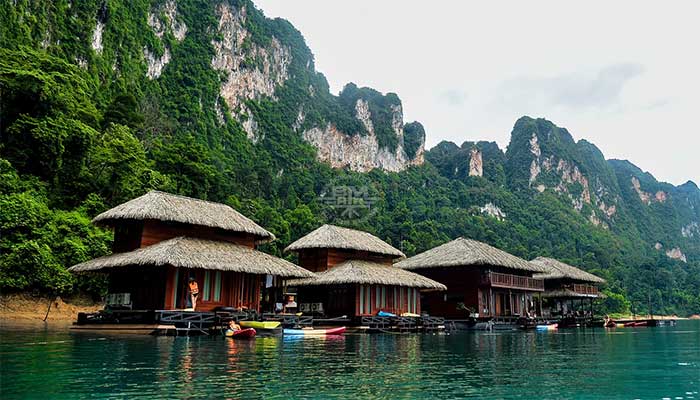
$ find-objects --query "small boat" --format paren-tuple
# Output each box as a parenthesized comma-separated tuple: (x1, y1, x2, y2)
(535, 323, 558, 331)
(400, 312, 420, 318)
(283, 327, 346, 336)
(225, 328, 257, 338)
(377, 311, 397, 317)
(239, 321, 281, 330)
(623, 321, 649, 327)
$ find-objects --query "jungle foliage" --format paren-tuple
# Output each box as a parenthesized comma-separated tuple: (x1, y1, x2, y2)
(1, 0, 698, 315)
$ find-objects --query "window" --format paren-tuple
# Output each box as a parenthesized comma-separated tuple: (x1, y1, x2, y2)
(214, 271, 222, 302)
(200, 271, 222, 303)
(359, 285, 365, 315)
(365, 285, 371, 314)
(203, 271, 211, 301)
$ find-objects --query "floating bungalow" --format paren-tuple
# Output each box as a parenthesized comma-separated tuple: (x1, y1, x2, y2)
(530, 257, 606, 325)
(68, 191, 313, 333)
(284, 225, 446, 323)
(395, 238, 545, 325)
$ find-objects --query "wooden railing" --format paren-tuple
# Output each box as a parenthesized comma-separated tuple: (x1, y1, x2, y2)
(570, 284, 599, 295)
(485, 272, 544, 291)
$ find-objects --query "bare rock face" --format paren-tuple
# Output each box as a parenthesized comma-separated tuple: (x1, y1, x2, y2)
(212, 3, 291, 116)
(302, 100, 423, 172)
(144, 0, 186, 79)
(144, 47, 171, 79)
(598, 201, 617, 217)
(681, 222, 699, 238)
(91, 20, 104, 53)
(631, 177, 666, 205)
(528, 134, 541, 184)
(631, 177, 650, 204)
(480, 203, 506, 221)
(665, 247, 687, 263)
(468, 148, 483, 177)
(148, 0, 187, 41)
(654, 191, 667, 202)
(589, 212, 608, 229)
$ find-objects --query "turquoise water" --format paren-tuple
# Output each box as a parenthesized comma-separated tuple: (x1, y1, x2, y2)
(1, 321, 698, 399)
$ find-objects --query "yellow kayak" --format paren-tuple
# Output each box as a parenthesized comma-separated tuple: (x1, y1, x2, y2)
(239, 321, 281, 330)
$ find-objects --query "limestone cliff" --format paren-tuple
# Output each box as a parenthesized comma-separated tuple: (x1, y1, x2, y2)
(301, 99, 424, 172)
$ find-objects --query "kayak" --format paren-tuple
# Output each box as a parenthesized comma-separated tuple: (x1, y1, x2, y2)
(239, 321, 281, 330)
(377, 311, 396, 317)
(400, 312, 420, 318)
(624, 321, 649, 327)
(283, 327, 346, 336)
(225, 328, 257, 338)
(535, 324, 558, 331)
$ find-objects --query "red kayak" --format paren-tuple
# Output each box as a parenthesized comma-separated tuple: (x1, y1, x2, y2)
(623, 321, 648, 327)
(226, 328, 257, 338)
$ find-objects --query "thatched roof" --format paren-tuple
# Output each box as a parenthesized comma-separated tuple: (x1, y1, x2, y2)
(395, 237, 544, 273)
(93, 191, 274, 243)
(531, 257, 606, 284)
(286, 260, 446, 290)
(284, 224, 405, 258)
(68, 236, 313, 277)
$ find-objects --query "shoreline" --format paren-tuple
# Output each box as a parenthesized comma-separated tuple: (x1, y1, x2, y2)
(0, 294, 695, 322)
(608, 314, 689, 321)
(0, 293, 102, 322)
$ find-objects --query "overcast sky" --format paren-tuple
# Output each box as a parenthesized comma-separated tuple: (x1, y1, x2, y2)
(255, 1, 699, 186)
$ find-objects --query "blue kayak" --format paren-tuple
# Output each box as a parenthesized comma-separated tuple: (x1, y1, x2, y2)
(377, 311, 396, 317)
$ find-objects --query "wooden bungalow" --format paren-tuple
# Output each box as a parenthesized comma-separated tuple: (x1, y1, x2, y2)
(68, 191, 313, 313)
(530, 257, 606, 318)
(284, 225, 446, 318)
(395, 238, 546, 320)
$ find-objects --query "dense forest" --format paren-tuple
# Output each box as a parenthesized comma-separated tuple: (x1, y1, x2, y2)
(1, 0, 699, 315)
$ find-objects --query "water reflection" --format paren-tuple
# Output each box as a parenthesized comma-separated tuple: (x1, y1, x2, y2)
(0, 321, 699, 399)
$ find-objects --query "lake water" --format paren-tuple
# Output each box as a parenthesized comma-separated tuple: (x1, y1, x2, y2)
(1, 321, 698, 399)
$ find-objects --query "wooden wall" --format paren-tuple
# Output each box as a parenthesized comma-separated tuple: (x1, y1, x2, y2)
(108, 220, 264, 312)
(354, 284, 421, 316)
(297, 248, 394, 272)
(140, 220, 256, 248)
(163, 267, 262, 312)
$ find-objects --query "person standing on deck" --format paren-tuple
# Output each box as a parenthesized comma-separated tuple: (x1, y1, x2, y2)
(187, 277, 199, 310)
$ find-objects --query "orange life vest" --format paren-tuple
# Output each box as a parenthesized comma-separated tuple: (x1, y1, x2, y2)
(189, 281, 199, 295)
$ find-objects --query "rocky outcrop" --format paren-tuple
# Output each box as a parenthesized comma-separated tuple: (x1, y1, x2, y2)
(302, 100, 423, 172)
(239, 104, 260, 142)
(665, 247, 687, 263)
(598, 201, 617, 217)
(144, 47, 171, 79)
(531, 154, 593, 212)
(469, 148, 483, 177)
(589, 212, 606, 228)
(144, 0, 186, 79)
(480, 203, 506, 221)
(211, 3, 291, 112)
(148, 0, 187, 41)
(528, 133, 541, 184)
(91, 21, 104, 53)
(682, 222, 699, 238)
(631, 177, 666, 205)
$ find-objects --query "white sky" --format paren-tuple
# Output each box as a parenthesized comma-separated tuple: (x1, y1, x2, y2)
(255, 1, 699, 186)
